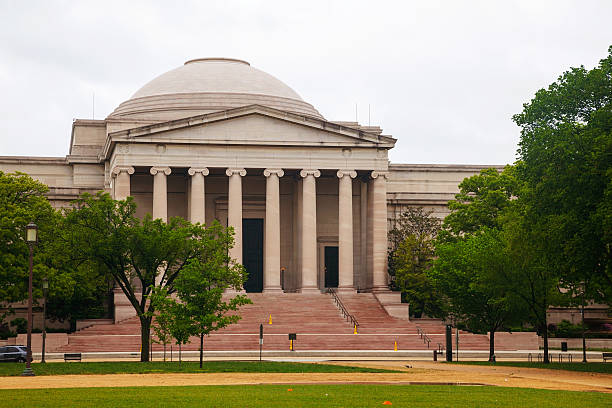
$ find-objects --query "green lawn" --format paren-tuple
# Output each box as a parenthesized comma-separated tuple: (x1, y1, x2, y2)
(0, 385, 609, 407)
(452, 361, 612, 374)
(0, 361, 396, 376)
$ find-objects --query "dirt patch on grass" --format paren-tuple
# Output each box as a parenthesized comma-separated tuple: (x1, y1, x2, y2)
(1, 361, 610, 393)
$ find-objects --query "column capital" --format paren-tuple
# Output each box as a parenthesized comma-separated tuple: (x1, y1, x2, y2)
(336, 170, 357, 179)
(370, 171, 389, 180)
(150, 166, 171, 176)
(263, 168, 284, 178)
(188, 167, 210, 176)
(111, 165, 135, 177)
(226, 168, 247, 177)
(299, 169, 321, 178)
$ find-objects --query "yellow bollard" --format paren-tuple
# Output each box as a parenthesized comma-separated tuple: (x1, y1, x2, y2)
(353, 325, 357, 335)
(394, 341, 398, 351)
(268, 314, 272, 325)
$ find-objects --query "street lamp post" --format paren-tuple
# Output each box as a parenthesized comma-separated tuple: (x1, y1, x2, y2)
(41, 278, 48, 364)
(21, 222, 37, 377)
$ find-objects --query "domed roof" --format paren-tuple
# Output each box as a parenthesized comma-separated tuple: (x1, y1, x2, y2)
(109, 58, 323, 121)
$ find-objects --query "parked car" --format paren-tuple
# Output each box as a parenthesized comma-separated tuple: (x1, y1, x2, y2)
(0, 345, 27, 362)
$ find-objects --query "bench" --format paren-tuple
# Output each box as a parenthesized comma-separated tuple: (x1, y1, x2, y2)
(603, 352, 612, 362)
(64, 353, 82, 362)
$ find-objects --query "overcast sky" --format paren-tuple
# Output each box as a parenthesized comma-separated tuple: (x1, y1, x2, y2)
(1, 1, 611, 165)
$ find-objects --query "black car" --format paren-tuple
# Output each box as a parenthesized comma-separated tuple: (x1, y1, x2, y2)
(0, 345, 27, 362)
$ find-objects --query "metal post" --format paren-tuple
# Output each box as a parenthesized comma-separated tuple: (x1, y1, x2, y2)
(41, 282, 47, 364)
(259, 324, 263, 362)
(22, 245, 34, 376)
(445, 325, 452, 362)
(456, 327, 459, 362)
(581, 283, 587, 363)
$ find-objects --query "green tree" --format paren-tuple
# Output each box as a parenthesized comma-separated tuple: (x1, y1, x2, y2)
(169, 220, 251, 368)
(438, 167, 517, 242)
(61, 192, 212, 362)
(512, 46, 612, 362)
(388, 207, 441, 317)
(431, 228, 521, 361)
(512, 46, 612, 304)
(0, 171, 54, 325)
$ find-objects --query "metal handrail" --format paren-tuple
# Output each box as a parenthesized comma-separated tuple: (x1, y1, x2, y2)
(416, 326, 432, 349)
(327, 288, 359, 328)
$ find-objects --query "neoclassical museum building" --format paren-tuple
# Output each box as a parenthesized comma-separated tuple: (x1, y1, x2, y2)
(0, 58, 497, 321)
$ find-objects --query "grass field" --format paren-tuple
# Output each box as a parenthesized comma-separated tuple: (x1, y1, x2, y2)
(0, 384, 609, 407)
(0, 361, 396, 376)
(451, 361, 612, 374)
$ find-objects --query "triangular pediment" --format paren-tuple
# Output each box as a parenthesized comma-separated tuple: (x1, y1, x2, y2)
(106, 105, 395, 150)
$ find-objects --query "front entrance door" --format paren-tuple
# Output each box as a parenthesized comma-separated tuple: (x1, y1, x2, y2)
(242, 218, 264, 292)
(324, 246, 339, 288)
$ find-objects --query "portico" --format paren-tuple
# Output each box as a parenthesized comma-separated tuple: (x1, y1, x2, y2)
(110, 158, 391, 295)
(106, 93, 394, 294)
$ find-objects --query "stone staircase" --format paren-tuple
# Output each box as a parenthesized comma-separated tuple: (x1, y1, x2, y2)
(54, 292, 506, 353)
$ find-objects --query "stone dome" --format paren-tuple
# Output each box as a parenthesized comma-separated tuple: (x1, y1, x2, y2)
(109, 58, 323, 121)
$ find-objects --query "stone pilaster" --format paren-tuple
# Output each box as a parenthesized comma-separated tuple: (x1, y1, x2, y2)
(370, 171, 389, 292)
(299, 169, 321, 293)
(111, 166, 134, 201)
(149, 166, 171, 222)
(226, 168, 247, 264)
(188, 167, 209, 224)
(263, 168, 284, 293)
(337, 170, 357, 292)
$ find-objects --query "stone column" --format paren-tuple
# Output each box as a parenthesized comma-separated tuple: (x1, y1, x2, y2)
(111, 166, 134, 201)
(150, 166, 171, 222)
(337, 170, 357, 291)
(188, 167, 209, 224)
(371, 171, 389, 292)
(263, 168, 284, 293)
(299, 169, 320, 293)
(226, 168, 247, 264)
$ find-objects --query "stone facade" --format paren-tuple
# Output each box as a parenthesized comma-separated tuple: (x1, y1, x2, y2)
(0, 58, 501, 320)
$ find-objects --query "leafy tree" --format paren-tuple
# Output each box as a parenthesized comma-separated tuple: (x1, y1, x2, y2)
(431, 228, 522, 361)
(0, 171, 54, 324)
(512, 46, 612, 361)
(388, 207, 441, 317)
(438, 167, 517, 242)
(500, 206, 566, 363)
(61, 192, 214, 362)
(513, 46, 612, 304)
(148, 288, 174, 361)
(0, 172, 114, 330)
(166, 220, 251, 368)
(149, 287, 193, 363)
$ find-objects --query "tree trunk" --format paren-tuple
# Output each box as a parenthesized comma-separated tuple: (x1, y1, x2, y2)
(163, 344, 167, 362)
(488, 330, 495, 362)
(139, 317, 151, 362)
(179, 344, 182, 365)
(542, 324, 550, 364)
(199, 333, 204, 369)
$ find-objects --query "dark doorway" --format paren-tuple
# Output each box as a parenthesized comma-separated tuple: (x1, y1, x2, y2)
(243, 218, 264, 293)
(324, 246, 339, 288)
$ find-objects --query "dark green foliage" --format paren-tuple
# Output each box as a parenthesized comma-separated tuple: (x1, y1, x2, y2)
(513, 46, 612, 304)
(0, 171, 54, 322)
(433, 168, 523, 360)
(0, 172, 109, 328)
(551, 320, 587, 338)
(388, 207, 441, 317)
